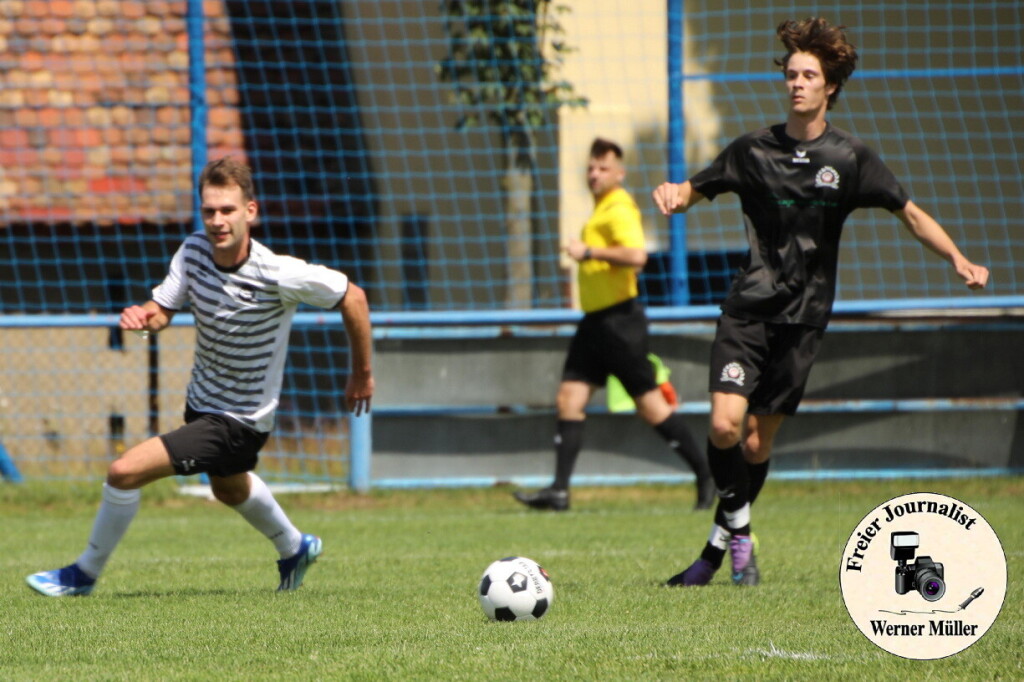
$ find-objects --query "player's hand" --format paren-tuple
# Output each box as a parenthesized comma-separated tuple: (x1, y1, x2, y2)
(120, 305, 155, 331)
(563, 239, 588, 262)
(652, 182, 684, 216)
(957, 260, 989, 290)
(345, 371, 374, 416)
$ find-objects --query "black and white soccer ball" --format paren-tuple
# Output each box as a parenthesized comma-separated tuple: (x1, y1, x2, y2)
(478, 556, 554, 621)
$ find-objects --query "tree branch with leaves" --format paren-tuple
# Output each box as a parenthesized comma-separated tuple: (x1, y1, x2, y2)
(437, 0, 587, 307)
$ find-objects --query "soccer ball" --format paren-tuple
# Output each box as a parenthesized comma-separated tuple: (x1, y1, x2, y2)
(478, 556, 554, 621)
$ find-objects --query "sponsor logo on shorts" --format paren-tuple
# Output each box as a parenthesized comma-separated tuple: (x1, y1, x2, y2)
(720, 362, 745, 386)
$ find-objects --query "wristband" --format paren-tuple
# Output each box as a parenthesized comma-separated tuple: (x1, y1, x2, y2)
(582, 247, 592, 261)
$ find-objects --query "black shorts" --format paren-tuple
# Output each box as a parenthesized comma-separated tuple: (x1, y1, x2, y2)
(708, 314, 825, 416)
(160, 405, 269, 477)
(562, 298, 658, 397)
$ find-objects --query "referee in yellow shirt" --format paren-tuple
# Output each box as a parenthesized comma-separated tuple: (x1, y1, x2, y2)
(514, 138, 714, 512)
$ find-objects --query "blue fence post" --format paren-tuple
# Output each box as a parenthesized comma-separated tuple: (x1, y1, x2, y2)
(667, 0, 690, 305)
(187, 0, 208, 211)
(0, 440, 24, 483)
(187, 0, 207, 485)
(348, 412, 372, 493)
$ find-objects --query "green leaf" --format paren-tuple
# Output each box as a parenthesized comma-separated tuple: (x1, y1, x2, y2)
(436, 0, 587, 132)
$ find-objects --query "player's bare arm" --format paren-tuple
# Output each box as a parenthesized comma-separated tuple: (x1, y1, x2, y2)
(565, 238, 646, 268)
(119, 300, 175, 333)
(339, 282, 374, 416)
(652, 180, 706, 216)
(895, 200, 990, 290)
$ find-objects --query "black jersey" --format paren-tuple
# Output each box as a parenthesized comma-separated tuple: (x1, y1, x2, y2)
(690, 123, 909, 327)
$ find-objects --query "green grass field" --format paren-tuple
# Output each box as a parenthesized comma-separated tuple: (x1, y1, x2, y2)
(1, 477, 1020, 680)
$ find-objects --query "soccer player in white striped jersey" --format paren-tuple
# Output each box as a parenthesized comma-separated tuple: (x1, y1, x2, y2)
(26, 157, 374, 597)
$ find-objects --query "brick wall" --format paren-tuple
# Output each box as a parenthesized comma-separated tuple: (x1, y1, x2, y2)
(0, 0, 244, 225)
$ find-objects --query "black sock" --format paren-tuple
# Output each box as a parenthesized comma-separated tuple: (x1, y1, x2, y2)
(707, 439, 750, 534)
(706, 439, 749, 513)
(748, 459, 770, 504)
(700, 502, 730, 569)
(714, 501, 727, 528)
(700, 543, 727, 570)
(552, 419, 584, 490)
(653, 414, 711, 480)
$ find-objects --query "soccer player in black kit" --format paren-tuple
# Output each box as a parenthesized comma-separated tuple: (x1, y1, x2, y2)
(652, 18, 989, 587)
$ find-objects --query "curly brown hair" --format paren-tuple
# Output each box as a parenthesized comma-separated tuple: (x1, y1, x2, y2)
(775, 18, 858, 110)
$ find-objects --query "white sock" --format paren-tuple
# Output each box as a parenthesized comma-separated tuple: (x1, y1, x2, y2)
(75, 483, 141, 579)
(708, 524, 731, 551)
(231, 473, 302, 558)
(723, 503, 751, 533)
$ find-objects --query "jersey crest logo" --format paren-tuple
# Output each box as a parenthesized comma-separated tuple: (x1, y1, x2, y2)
(815, 166, 840, 189)
(720, 362, 745, 386)
(792, 149, 810, 164)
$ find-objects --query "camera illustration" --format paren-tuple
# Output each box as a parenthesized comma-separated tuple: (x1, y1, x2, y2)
(891, 531, 946, 601)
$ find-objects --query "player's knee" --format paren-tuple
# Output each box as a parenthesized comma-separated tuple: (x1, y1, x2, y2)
(210, 474, 251, 506)
(211, 485, 247, 506)
(555, 390, 586, 420)
(708, 415, 741, 447)
(106, 458, 140, 489)
(635, 389, 672, 426)
(743, 433, 772, 463)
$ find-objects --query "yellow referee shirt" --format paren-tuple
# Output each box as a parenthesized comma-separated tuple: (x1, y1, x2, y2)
(577, 187, 645, 313)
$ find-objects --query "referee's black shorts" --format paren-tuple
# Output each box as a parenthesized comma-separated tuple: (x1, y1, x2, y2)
(160, 405, 269, 477)
(562, 298, 658, 397)
(708, 314, 825, 416)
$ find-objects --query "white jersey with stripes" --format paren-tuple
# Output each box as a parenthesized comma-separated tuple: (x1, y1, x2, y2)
(152, 232, 349, 433)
